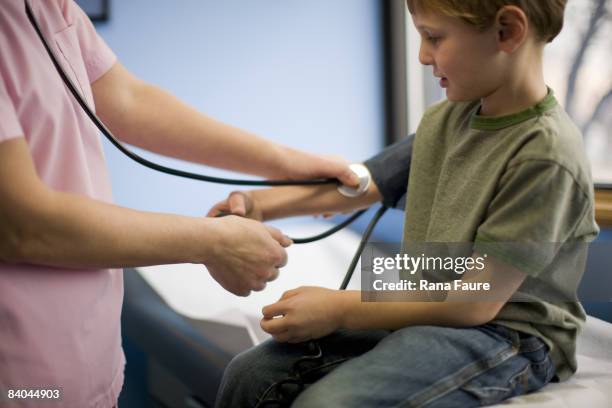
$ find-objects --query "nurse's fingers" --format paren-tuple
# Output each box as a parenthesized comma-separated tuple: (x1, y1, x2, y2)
(267, 268, 280, 282)
(265, 225, 293, 250)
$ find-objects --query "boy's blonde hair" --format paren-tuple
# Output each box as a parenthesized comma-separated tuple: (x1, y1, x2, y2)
(406, 0, 567, 43)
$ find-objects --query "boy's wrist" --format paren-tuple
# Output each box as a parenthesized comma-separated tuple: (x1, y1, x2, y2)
(335, 290, 358, 330)
(249, 189, 272, 221)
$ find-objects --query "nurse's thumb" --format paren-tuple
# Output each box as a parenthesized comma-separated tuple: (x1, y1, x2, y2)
(265, 225, 293, 248)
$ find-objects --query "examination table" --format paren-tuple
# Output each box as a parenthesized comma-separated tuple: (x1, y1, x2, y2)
(122, 222, 612, 408)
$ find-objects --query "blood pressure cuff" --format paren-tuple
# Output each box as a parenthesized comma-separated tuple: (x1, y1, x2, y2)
(363, 134, 414, 209)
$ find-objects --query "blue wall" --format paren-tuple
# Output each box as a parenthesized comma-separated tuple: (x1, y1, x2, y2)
(94, 2, 383, 406)
(95, 0, 384, 220)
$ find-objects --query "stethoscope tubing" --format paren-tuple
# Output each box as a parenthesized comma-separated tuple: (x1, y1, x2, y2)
(26, 0, 387, 287)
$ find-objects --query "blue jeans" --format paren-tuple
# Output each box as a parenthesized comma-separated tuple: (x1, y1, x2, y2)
(215, 324, 555, 407)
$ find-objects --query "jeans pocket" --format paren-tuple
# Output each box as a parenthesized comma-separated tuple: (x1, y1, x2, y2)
(461, 384, 513, 406)
(529, 354, 555, 384)
(461, 364, 530, 406)
(519, 337, 555, 383)
(478, 324, 520, 350)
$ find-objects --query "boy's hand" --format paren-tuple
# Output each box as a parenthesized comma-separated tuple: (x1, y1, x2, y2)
(207, 191, 263, 221)
(260, 286, 346, 343)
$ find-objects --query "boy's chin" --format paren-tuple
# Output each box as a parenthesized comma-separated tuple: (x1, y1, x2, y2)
(445, 90, 480, 103)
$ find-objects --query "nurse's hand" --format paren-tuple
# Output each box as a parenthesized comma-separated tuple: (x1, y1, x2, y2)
(281, 150, 360, 188)
(205, 215, 291, 297)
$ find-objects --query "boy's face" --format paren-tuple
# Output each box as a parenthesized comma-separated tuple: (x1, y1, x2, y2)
(411, 9, 505, 102)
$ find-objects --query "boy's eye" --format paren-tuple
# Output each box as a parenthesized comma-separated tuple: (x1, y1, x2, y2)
(420, 30, 442, 45)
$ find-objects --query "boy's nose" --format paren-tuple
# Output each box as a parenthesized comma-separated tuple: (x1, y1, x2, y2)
(419, 42, 434, 66)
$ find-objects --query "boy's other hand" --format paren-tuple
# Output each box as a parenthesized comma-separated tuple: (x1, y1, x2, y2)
(260, 286, 346, 343)
(207, 191, 263, 221)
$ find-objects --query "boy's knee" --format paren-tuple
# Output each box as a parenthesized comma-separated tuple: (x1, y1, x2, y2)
(217, 341, 294, 407)
(224, 339, 280, 373)
(292, 384, 357, 408)
(216, 348, 262, 407)
(219, 353, 246, 388)
(292, 387, 331, 408)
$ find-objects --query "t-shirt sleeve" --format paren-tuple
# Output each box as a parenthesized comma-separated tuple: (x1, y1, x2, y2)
(0, 75, 23, 143)
(62, 0, 116, 83)
(364, 134, 414, 208)
(474, 159, 590, 277)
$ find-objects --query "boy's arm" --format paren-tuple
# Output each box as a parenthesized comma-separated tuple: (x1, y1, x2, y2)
(251, 181, 382, 221)
(364, 135, 414, 209)
(256, 135, 416, 219)
(261, 253, 526, 342)
(207, 180, 381, 221)
(208, 135, 416, 220)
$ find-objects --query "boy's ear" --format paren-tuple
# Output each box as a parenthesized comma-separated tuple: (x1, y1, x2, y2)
(495, 5, 529, 53)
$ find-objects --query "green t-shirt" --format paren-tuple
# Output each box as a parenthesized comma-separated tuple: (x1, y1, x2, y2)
(403, 89, 599, 381)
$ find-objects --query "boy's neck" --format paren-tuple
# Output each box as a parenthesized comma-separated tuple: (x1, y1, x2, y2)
(479, 48, 548, 117)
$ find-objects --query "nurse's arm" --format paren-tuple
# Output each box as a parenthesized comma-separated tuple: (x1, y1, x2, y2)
(91, 62, 358, 186)
(0, 137, 287, 296)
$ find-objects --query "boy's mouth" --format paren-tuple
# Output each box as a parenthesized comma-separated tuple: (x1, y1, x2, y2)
(439, 77, 449, 88)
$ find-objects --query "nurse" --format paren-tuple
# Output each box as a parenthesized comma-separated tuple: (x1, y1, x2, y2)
(0, 1, 358, 407)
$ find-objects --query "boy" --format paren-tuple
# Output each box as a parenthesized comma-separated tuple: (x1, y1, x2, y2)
(212, 0, 599, 406)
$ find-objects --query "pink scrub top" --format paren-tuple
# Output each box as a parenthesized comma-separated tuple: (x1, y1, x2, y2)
(0, 1, 124, 407)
